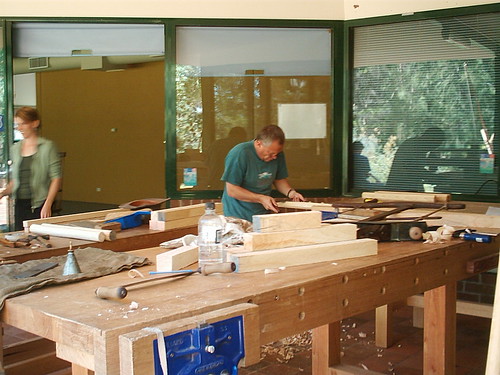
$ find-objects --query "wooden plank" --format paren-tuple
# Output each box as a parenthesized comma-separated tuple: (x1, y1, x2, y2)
(407, 295, 493, 319)
(149, 203, 222, 231)
(156, 244, 198, 271)
(466, 254, 499, 273)
(243, 223, 357, 251)
(423, 283, 456, 375)
(391, 209, 500, 229)
(277, 201, 333, 210)
(56, 343, 94, 371)
(23, 208, 127, 231)
(150, 216, 200, 231)
(253, 211, 322, 233)
(312, 322, 341, 375)
(486, 252, 500, 375)
(151, 203, 222, 222)
(119, 303, 260, 375)
(362, 191, 451, 203)
(230, 238, 378, 273)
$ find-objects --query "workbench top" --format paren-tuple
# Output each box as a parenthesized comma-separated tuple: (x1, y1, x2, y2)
(1, 238, 498, 374)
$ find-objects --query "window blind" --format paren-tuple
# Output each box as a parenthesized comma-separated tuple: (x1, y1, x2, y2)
(351, 12, 499, 197)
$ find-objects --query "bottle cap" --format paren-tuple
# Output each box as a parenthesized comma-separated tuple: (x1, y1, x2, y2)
(205, 202, 215, 210)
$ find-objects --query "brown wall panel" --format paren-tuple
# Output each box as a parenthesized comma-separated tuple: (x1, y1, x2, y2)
(36, 61, 166, 204)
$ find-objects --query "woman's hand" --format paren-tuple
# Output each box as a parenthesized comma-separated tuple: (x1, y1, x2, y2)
(40, 203, 52, 218)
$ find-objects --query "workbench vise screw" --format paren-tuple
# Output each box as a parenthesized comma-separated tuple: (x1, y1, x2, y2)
(153, 316, 245, 375)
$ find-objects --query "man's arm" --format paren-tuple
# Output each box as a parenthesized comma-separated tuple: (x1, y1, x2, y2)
(225, 182, 279, 213)
(274, 178, 305, 202)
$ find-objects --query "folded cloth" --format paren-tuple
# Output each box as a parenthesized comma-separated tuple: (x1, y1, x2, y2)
(0, 247, 150, 309)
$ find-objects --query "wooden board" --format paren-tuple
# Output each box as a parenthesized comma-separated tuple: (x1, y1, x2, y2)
(243, 223, 357, 251)
(150, 203, 222, 222)
(362, 191, 451, 203)
(391, 209, 500, 229)
(230, 238, 377, 273)
(156, 244, 198, 271)
(118, 303, 260, 375)
(407, 294, 493, 319)
(150, 216, 200, 231)
(252, 211, 322, 233)
(23, 208, 128, 232)
(150, 203, 222, 231)
(277, 201, 333, 210)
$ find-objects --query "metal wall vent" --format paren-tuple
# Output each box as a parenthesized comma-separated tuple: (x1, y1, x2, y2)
(28, 57, 49, 70)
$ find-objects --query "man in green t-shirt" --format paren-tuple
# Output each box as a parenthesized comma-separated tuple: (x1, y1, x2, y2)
(221, 125, 305, 222)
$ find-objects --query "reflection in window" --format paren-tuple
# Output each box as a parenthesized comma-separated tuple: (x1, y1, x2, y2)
(351, 14, 499, 196)
(175, 27, 332, 191)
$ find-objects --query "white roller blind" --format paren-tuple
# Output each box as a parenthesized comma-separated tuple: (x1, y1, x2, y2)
(13, 23, 165, 57)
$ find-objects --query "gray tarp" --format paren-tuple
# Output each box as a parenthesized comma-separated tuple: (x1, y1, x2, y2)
(0, 247, 150, 309)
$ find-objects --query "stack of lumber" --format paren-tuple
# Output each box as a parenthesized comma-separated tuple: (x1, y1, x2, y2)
(149, 203, 222, 231)
(229, 211, 378, 273)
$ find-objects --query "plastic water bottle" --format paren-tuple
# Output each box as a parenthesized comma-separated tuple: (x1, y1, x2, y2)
(198, 202, 224, 265)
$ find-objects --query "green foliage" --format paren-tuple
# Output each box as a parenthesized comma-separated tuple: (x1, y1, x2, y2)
(353, 59, 496, 183)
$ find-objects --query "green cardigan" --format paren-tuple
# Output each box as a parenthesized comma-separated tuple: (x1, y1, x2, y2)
(10, 137, 61, 209)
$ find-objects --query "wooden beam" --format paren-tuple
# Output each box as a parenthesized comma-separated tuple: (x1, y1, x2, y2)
(23, 208, 127, 232)
(424, 283, 456, 375)
(253, 211, 322, 233)
(312, 322, 341, 375)
(149, 203, 222, 231)
(156, 244, 198, 271)
(230, 238, 377, 273)
(243, 223, 357, 251)
(375, 304, 393, 348)
(408, 294, 493, 319)
(466, 254, 499, 274)
(362, 191, 451, 203)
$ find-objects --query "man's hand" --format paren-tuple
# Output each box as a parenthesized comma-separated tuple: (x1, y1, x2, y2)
(288, 190, 305, 202)
(258, 195, 279, 213)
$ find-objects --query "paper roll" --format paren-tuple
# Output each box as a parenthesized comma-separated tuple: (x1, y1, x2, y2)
(41, 223, 116, 241)
(30, 223, 106, 242)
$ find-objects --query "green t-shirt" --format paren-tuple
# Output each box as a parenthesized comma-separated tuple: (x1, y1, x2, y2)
(221, 140, 288, 222)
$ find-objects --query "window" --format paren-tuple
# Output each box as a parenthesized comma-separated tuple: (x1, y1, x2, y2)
(351, 13, 499, 197)
(175, 26, 332, 192)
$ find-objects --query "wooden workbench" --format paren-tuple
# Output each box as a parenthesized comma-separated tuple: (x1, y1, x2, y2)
(1, 238, 498, 375)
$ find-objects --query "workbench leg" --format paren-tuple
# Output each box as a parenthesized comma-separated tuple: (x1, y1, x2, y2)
(423, 283, 456, 375)
(71, 363, 94, 375)
(413, 306, 424, 328)
(375, 304, 393, 348)
(312, 321, 341, 375)
(0, 324, 4, 375)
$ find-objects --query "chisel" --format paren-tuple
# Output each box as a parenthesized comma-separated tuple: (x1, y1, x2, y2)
(95, 262, 236, 299)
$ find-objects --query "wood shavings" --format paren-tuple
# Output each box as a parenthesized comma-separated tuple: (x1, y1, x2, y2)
(358, 331, 367, 338)
(261, 331, 312, 363)
(423, 225, 455, 243)
(264, 268, 280, 274)
(128, 269, 145, 279)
